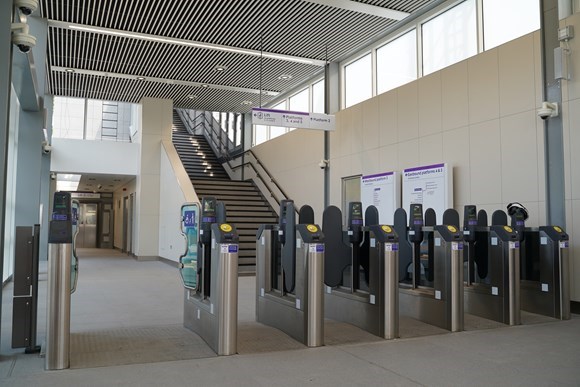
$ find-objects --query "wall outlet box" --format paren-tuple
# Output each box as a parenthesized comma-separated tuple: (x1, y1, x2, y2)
(559, 25, 574, 41)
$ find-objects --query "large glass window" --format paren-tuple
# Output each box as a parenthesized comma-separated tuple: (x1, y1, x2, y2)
(254, 124, 268, 146)
(289, 88, 309, 112)
(377, 30, 417, 94)
(483, 0, 540, 50)
(52, 96, 85, 139)
(345, 53, 372, 108)
(270, 101, 287, 140)
(422, 0, 477, 75)
(312, 79, 325, 113)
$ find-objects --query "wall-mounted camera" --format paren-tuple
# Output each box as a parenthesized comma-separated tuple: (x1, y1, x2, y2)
(11, 23, 36, 53)
(537, 101, 559, 120)
(50, 172, 56, 180)
(15, 0, 39, 15)
(42, 141, 52, 154)
(318, 159, 329, 169)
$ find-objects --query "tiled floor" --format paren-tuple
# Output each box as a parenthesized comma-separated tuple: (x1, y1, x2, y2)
(1, 249, 579, 386)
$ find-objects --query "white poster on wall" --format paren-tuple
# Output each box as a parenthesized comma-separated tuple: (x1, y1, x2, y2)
(402, 163, 453, 223)
(361, 171, 400, 225)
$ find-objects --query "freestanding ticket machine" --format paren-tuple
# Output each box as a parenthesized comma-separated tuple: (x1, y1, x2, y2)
(256, 201, 325, 347)
(46, 191, 74, 370)
(394, 204, 464, 332)
(179, 198, 239, 355)
(323, 203, 399, 339)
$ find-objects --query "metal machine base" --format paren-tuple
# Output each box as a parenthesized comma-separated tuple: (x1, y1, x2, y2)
(257, 293, 308, 344)
(521, 280, 569, 320)
(399, 287, 459, 331)
(325, 290, 383, 337)
(464, 284, 512, 325)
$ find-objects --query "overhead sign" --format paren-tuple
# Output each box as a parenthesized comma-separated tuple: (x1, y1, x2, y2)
(71, 192, 101, 199)
(402, 163, 453, 223)
(361, 171, 400, 225)
(251, 108, 335, 131)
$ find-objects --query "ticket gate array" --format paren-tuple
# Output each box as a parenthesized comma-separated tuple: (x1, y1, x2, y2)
(394, 204, 464, 332)
(256, 201, 325, 347)
(179, 197, 239, 356)
(322, 202, 399, 339)
(507, 204, 570, 320)
(460, 206, 521, 325)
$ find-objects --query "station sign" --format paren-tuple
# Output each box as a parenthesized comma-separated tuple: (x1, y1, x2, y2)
(251, 108, 335, 131)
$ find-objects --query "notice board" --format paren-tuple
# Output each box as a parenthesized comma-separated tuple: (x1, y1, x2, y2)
(402, 163, 453, 223)
(361, 171, 400, 225)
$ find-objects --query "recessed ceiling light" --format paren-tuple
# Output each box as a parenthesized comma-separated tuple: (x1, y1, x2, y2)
(214, 65, 227, 72)
(136, 76, 146, 80)
(278, 74, 292, 80)
(65, 68, 75, 73)
(187, 95, 198, 99)
(201, 84, 209, 88)
(241, 100, 253, 105)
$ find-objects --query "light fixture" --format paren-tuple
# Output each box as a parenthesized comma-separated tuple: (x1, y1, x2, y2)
(187, 94, 198, 99)
(214, 65, 227, 72)
(65, 68, 75, 73)
(278, 74, 292, 80)
(201, 84, 209, 88)
(136, 76, 146, 80)
(241, 100, 253, 105)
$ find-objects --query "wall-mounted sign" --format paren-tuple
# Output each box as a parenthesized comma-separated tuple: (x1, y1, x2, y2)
(71, 192, 101, 199)
(251, 108, 335, 131)
(361, 171, 400, 225)
(402, 163, 453, 223)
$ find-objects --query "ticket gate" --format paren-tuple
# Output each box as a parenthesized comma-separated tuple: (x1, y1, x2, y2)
(462, 206, 521, 325)
(323, 203, 399, 339)
(179, 198, 239, 356)
(256, 201, 325, 347)
(394, 204, 463, 332)
(46, 191, 74, 370)
(507, 204, 570, 320)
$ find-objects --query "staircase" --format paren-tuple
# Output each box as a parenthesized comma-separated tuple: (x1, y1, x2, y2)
(172, 111, 278, 274)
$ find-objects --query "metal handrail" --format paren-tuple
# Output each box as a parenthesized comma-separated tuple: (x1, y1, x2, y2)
(176, 108, 293, 212)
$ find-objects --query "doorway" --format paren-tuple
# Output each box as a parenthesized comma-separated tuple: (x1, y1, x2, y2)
(77, 203, 98, 248)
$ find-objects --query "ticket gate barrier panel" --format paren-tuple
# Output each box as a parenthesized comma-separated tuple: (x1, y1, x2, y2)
(183, 221, 239, 355)
(463, 222, 521, 326)
(324, 222, 399, 340)
(520, 226, 570, 320)
(256, 223, 325, 347)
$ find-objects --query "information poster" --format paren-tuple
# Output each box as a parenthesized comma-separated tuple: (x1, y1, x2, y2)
(402, 163, 453, 223)
(361, 171, 400, 225)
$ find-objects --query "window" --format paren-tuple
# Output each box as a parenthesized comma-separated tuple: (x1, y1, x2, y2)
(377, 30, 417, 94)
(289, 88, 309, 112)
(254, 124, 268, 146)
(345, 53, 372, 107)
(270, 101, 287, 140)
(483, 0, 540, 50)
(422, 0, 477, 75)
(312, 79, 325, 113)
(52, 96, 85, 139)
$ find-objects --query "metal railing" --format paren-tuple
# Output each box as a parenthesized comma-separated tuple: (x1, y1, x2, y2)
(175, 108, 293, 214)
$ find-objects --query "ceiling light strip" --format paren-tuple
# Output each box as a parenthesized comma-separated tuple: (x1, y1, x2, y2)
(302, 0, 409, 20)
(47, 20, 326, 67)
(51, 66, 279, 96)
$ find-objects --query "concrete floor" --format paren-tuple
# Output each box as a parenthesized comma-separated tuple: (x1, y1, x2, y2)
(1, 249, 579, 386)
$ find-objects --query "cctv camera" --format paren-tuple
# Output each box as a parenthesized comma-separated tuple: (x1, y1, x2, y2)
(14, 0, 39, 15)
(537, 101, 559, 120)
(11, 23, 36, 53)
(50, 173, 56, 180)
(318, 160, 328, 169)
(42, 143, 52, 154)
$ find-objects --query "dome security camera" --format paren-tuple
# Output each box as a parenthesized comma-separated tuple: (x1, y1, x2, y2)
(42, 142, 52, 154)
(537, 102, 559, 120)
(11, 23, 36, 53)
(14, 0, 39, 15)
(318, 159, 329, 169)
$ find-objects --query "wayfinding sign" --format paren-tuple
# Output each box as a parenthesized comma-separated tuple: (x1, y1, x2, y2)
(251, 108, 335, 131)
(361, 171, 400, 225)
(402, 163, 453, 223)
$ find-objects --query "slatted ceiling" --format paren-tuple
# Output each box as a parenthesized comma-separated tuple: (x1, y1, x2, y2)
(41, 0, 437, 113)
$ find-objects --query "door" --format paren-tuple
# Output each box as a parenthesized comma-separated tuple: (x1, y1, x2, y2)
(77, 203, 98, 248)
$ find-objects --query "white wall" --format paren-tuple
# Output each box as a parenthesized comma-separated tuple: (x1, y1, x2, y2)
(560, 11, 580, 302)
(256, 29, 580, 301)
(158, 141, 199, 262)
(51, 138, 139, 175)
(251, 129, 325, 221)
